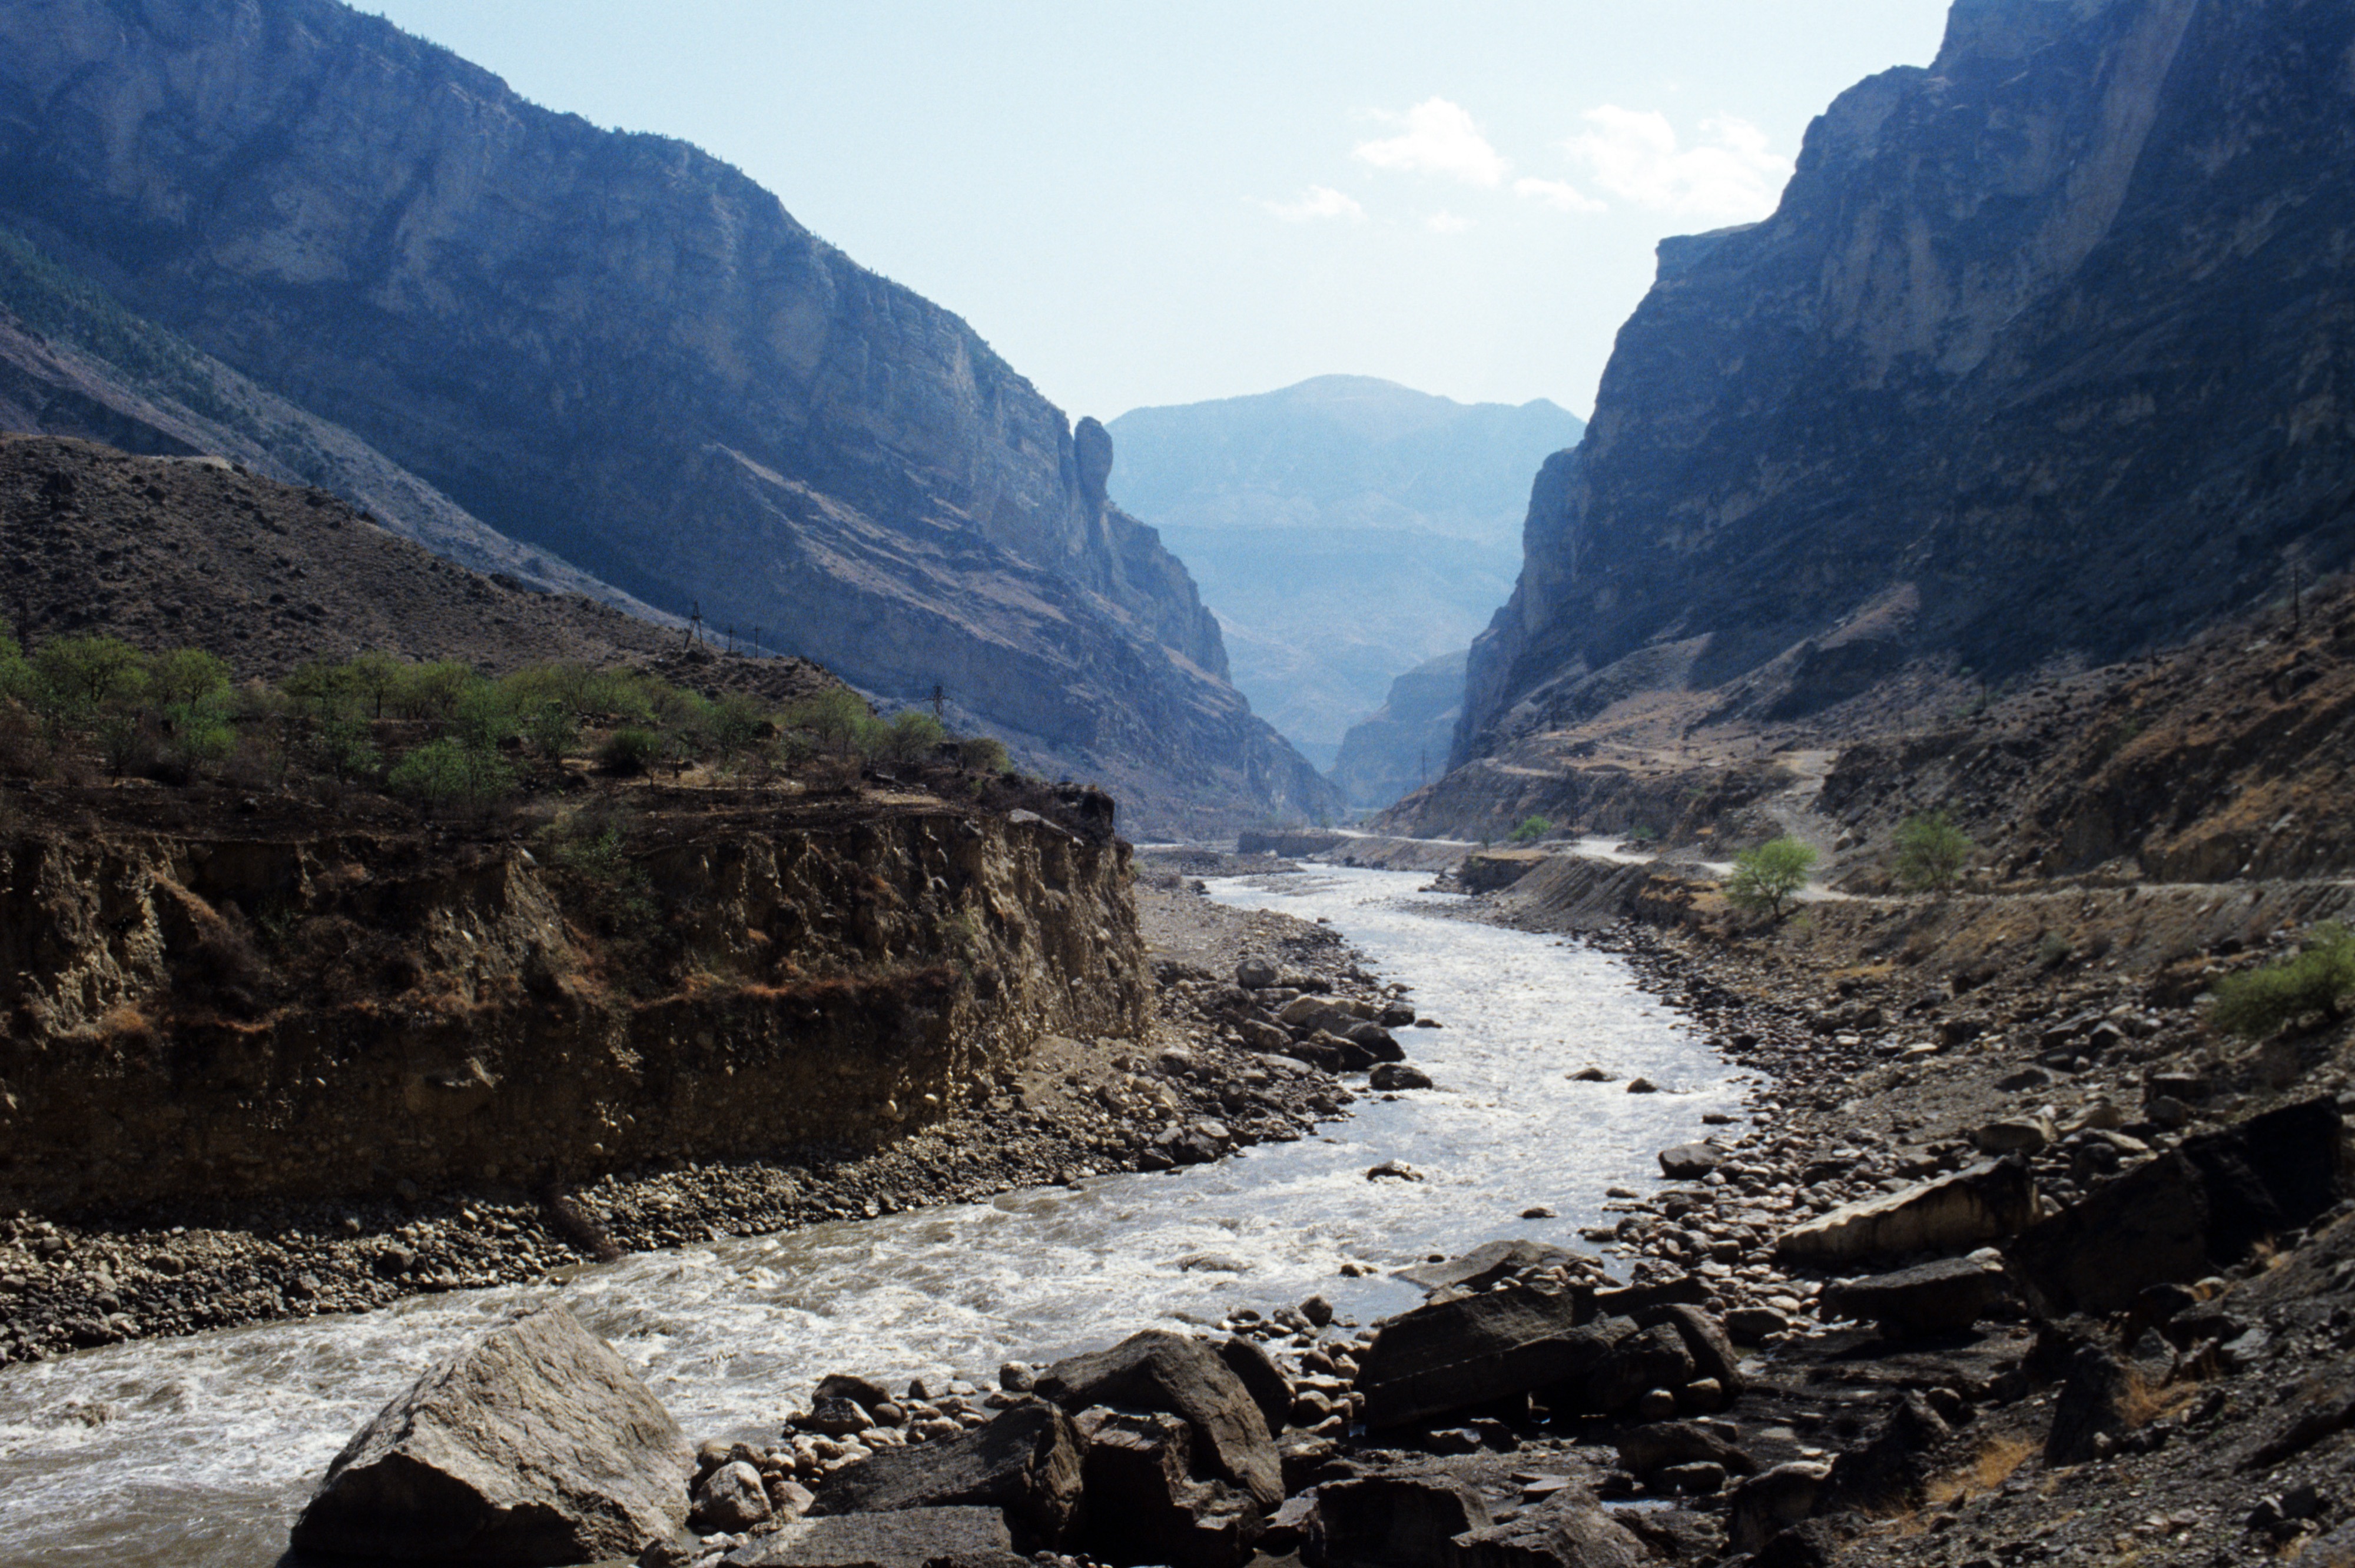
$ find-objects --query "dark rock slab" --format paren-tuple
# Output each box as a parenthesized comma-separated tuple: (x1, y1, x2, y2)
(1451, 1487, 1648, 1567)
(1634, 1303, 1746, 1395)
(1354, 1285, 1601, 1431)
(810, 1400, 1081, 1549)
(1076, 1409, 1265, 1568)
(1818, 1392, 1951, 1516)
(1036, 1329, 1280, 1507)
(1777, 1160, 2038, 1265)
(1615, 1421, 1756, 1481)
(2044, 1344, 2144, 1466)
(724, 1506, 1015, 1567)
(1819, 1256, 2011, 1338)
(1311, 1473, 1490, 1568)
(289, 1302, 691, 1565)
(1396, 1240, 1580, 1294)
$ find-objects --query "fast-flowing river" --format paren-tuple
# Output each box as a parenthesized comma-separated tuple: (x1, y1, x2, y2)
(0, 866, 1741, 1568)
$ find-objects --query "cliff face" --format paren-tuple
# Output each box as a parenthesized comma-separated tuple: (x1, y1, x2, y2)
(0, 0, 1333, 834)
(0, 798, 1145, 1212)
(1329, 648, 1465, 810)
(1459, 0, 2355, 764)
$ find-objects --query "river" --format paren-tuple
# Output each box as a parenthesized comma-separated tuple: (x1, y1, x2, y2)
(0, 866, 1740, 1568)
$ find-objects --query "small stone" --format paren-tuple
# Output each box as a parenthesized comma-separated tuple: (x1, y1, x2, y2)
(1369, 1062, 1434, 1091)
(998, 1362, 1036, 1393)
(689, 1459, 772, 1532)
(1570, 1067, 1613, 1082)
(1301, 1295, 1335, 1327)
(1521, 1205, 1558, 1219)
(802, 1397, 874, 1437)
(1366, 1160, 1423, 1182)
(1627, 1078, 1661, 1095)
(1659, 1461, 1727, 1494)
(1633, 1388, 1678, 1421)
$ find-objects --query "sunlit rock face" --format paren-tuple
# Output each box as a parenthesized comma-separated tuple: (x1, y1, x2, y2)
(1459, 0, 2355, 765)
(0, 0, 1335, 835)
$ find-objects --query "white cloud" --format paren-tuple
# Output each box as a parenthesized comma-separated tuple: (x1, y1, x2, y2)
(1352, 98, 1508, 187)
(1261, 185, 1366, 223)
(1424, 211, 1473, 234)
(1562, 107, 1792, 221)
(1514, 176, 1607, 215)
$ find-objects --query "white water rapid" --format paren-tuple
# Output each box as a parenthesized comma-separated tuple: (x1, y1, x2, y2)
(0, 866, 1742, 1567)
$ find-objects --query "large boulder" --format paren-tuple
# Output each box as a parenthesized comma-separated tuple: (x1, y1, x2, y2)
(1776, 1160, 2038, 1265)
(1076, 1409, 1265, 1568)
(1036, 1330, 1281, 1508)
(289, 1302, 692, 1564)
(1819, 1256, 2012, 1338)
(1634, 1303, 1746, 1396)
(811, 1400, 1083, 1549)
(1217, 1336, 1293, 1437)
(1353, 1284, 1601, 1431)
(1311, 1474, 1490, 1568)
(1451, 1489, 1649, 1568)
(723, 1506, 1016, 1567)
(1563, 1320, 1693, 1417)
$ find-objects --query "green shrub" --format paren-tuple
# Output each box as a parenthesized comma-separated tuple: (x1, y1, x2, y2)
(388, 739, 513, 810)
(598, 727, 663, 775)
(708, 691, 772, 753)
(161, 696, 237, 773)
(344, 650, 408, 718)
(1724, 836, 1817, 919)
(394, 660, 473, 720)
(311, 712, 380, 782)
(1509, 815, 1553, 844)
(449, 681, 518, 749)
(958, 735, 1011, 774)
(523, 700, 579, 760)
(2209, 923, 2355, 1039)
(1895, 810, 1975, 892)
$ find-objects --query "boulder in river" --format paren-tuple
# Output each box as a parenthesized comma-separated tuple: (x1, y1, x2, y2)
(289, 1301, 692, 1564)
(1077, 1408, 1266, 1568)
(1656, 1142, 1724, 1180)
(1369, 1062, 1434, 1091)
(1776, 1159, 2038, 1265)
(1036, 1328, 1282, 1508)
(811, 1400, 1083, 1549)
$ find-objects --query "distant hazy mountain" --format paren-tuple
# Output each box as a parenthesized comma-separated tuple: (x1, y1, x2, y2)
(1330, 647, 1467, 809)
(1106, 377, 1583, 769)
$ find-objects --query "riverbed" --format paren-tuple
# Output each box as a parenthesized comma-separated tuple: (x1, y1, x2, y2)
(0, 866, 1740, 1568)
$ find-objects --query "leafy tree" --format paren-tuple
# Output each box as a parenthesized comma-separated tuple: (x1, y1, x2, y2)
(161, 694, 237, 774)
(523, 700, 578, 760)
(344, 650, 407, 718)
(790, 687, 870, 755)
(878, 709, 946, 763)
(34, 634, 147, 714)
(147, 647, 229, 708)
(1724, 836, 1817, 919)
(449, 681, 519, 749)
(283, 656, 362, 719)
(1510, 815, 1553, 844)
(1895, 810, 1974, 892)
(394, 659, 473, 720)
(708, 690, 772, 753)
(2210, 923, 2355, 1039)
(958, 735, 1011, 775)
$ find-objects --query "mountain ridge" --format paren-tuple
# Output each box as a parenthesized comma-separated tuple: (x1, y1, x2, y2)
(0, 0, 1334, 835)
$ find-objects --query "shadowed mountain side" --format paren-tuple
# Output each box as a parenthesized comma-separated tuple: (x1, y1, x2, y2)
(1454, 0, 2355, 773)
(1330, 648, 1467, 810)
(0, 0, 1332, 833)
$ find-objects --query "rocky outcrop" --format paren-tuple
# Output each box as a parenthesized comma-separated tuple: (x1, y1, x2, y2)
(1106, 377, 1579, 767)
(291, 1301, 693, 1564)
(1331, 649, 1466, 810)
(1457, 0, 2355, 767)
(0, 798, 1147, 1211)
(0, 0, 1334, 835)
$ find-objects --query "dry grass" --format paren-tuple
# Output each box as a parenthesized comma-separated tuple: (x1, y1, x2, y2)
(1925, 1432, 2039, 1510)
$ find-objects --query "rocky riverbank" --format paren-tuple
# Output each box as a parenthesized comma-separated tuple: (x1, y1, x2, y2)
(0, 880, 1405, 1367)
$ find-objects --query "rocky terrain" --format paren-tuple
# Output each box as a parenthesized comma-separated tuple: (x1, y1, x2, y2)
(0, 0, 1335, 835)
(1451, 0, 2355, 779)
(1106, 377, 1578, 771)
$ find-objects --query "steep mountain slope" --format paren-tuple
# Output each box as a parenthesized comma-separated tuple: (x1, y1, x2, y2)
(0, 0, 1334, 835)
(1329, 648, 1466, 810)
(1454, 0, 2355, 771)
(0, 226, 672, 622)
(1107, 377, 1580, 766)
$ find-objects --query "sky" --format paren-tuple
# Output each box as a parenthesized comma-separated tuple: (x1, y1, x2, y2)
(364, 2, 1954, 424)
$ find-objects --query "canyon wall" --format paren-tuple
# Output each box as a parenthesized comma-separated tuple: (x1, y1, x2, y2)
(0, 802, 1145, 1212)
(1457, 0, 2355, 766)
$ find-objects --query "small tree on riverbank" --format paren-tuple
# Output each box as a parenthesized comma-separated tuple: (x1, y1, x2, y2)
(1725, 836, 1816, 921)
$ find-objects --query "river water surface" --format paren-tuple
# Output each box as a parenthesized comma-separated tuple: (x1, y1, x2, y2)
(0, 866, 1740, 1568)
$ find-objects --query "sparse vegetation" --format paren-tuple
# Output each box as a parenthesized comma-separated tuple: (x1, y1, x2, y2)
(1724, 836, 1817, 919)
(2208, 922, 2355, 1038)
(1895, 810, 1974, 892)
(1510, 815, 1554, 843)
